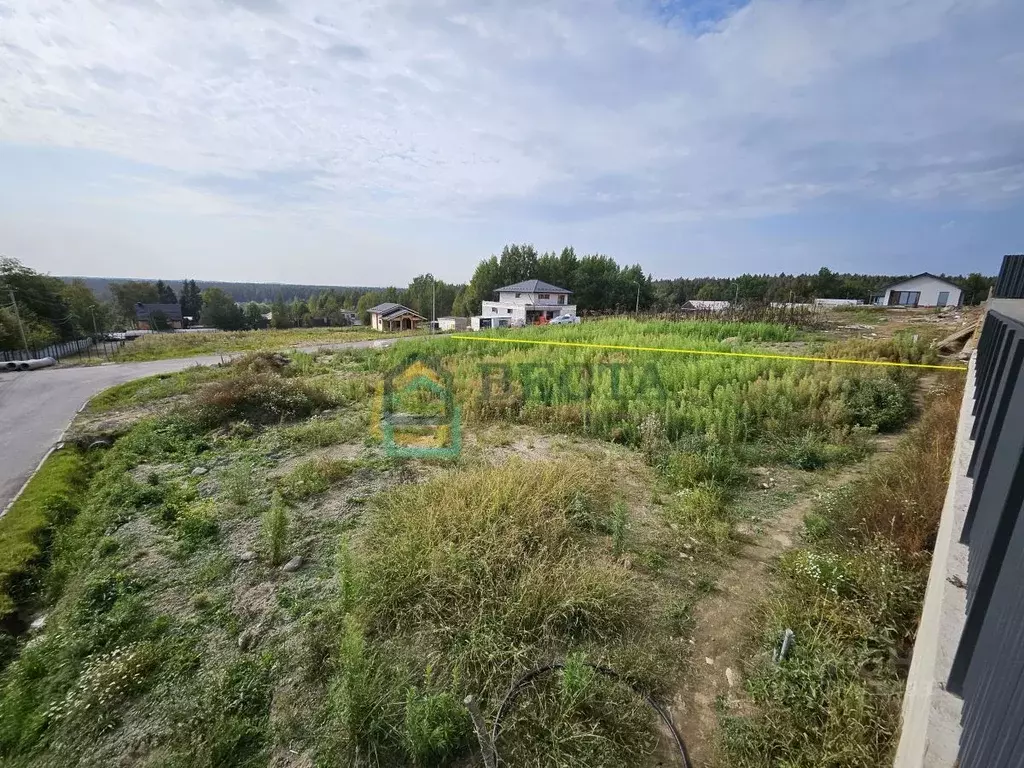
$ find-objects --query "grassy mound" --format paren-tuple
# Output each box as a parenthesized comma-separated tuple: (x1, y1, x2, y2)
(324, 458, 672, 766)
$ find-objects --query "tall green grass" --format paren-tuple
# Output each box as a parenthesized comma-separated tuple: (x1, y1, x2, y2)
(322, 458, 670, 766)
(719, 381, 964, 767)
(376, 319, 923, 446)
(0, 449, 92, 622)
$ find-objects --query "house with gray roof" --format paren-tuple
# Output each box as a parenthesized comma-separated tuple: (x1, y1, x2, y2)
(368, 302, 425, 332)
(134, 303, 183, 330)
(472, 279, 576, 329)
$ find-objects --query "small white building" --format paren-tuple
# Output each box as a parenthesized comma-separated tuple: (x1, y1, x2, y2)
(875, 273, 963, 308)
(437, 316, 469, 332)
(473, 279, 576, 328)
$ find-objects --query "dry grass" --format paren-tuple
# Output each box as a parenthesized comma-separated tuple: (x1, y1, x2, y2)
(719, 376, 965, 768)
(835, 376, 963, 557)
(325, 457, 673, 766)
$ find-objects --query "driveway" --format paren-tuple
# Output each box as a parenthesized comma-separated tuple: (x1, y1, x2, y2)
(0, 337, 401, 513)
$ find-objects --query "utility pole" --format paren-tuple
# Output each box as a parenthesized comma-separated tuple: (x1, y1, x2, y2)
(635, 282, 641, 314)
(9, 289, 29, 356)
(431, 275, 436, 334)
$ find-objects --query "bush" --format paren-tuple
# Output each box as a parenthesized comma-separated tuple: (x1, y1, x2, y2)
(260, 496, 289, 566)
(661, 446, 746, 490)
(840, 374, 915, 432)
(832, 383, 963, 557)
(277, 457, 355, 500)
(403, 686, 471, 766)
(189, 371, 332, 429)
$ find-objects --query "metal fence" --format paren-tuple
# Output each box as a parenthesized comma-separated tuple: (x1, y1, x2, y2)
(947, 302, 1024, 767)
(993, 254, 1024, 299)
(0, 336, 125, 364)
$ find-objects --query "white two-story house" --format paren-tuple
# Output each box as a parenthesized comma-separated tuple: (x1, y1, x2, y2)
(472, 279, 577, 329)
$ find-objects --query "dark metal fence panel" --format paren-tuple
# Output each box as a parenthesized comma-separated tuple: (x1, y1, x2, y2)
(961, 328, 1024, 545)
(994, 255, 1024, 299)
(948, 303, 1024, 768)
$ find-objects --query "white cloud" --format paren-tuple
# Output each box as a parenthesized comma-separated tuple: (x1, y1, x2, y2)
(0, 0, 1021, 279)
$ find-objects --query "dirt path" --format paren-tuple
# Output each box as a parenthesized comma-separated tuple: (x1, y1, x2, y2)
(671, 437, 899, 766)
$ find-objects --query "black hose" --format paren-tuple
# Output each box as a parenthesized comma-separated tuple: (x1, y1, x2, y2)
(489, 661, 693, 768)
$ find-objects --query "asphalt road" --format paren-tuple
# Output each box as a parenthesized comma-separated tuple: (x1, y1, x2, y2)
(0, 337, 400, 514)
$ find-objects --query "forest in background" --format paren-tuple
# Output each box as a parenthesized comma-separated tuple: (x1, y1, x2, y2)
(0, 246, 997, 350)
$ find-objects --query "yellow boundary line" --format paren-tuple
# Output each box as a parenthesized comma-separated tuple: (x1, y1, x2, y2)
(448, 334, 967, 372)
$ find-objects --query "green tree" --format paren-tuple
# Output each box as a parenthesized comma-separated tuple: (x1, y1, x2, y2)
(243, 302, 268, 330)
(958, 273, 993, 305)
(155, 279, 178, 304)
(0, 257, 76, 343)
(110, 281, 159, 323)
(179, 280, 203, 322)
(356, 291, 383, 326)
(269, 297, 292, 329)
(62, 278, 111, 336)
(201, 288, 245, 331)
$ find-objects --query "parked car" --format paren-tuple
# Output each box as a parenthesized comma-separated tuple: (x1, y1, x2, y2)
(549, 314, 580, 325)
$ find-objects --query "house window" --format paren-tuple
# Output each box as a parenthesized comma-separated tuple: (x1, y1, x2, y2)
(558, 294, 565, 305)
(539, 293, 550, 300)
(491, 308, 497, 314)
(889, 290, 921, 307)
(507, 308, 512, 313)
(937, 291, 950, 307)
(515, 293, 521, 298)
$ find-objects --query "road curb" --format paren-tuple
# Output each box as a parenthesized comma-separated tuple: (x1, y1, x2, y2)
(0, 335, 416, 520)
(0, 394, 92, 521)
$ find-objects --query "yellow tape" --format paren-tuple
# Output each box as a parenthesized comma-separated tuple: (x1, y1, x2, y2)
(447, 334, 967, 372)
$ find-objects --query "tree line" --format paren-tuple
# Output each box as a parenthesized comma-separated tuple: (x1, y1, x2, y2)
(1, 253, 998, 352)
(651, 267, 995, 307)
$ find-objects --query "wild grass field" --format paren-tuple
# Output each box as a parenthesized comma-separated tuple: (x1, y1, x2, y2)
(107, 326, 409, 363)
(0, 318, 964, 767)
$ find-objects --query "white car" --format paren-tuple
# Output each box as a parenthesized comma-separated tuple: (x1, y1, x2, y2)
(548, 314, 580, 325)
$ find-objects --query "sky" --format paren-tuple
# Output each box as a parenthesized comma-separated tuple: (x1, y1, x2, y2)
(0, 0, 1021, 286)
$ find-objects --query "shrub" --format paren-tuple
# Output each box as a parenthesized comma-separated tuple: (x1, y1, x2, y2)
(403, 686, 471, 766)
(832, 383, 963, 557)
(278, 457, 355, 500)
(260, 495, 289, 566)
(840, 374, 915, 432)
(189, 371, 332, 429)
(662, 446, 746, 491)
(220, 461, 254, 506)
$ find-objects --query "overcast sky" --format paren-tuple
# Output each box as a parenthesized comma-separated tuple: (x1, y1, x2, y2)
(1, 0, 1021, 286)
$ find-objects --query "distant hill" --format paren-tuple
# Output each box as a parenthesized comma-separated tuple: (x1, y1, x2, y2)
(60, 277, 384, 304)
